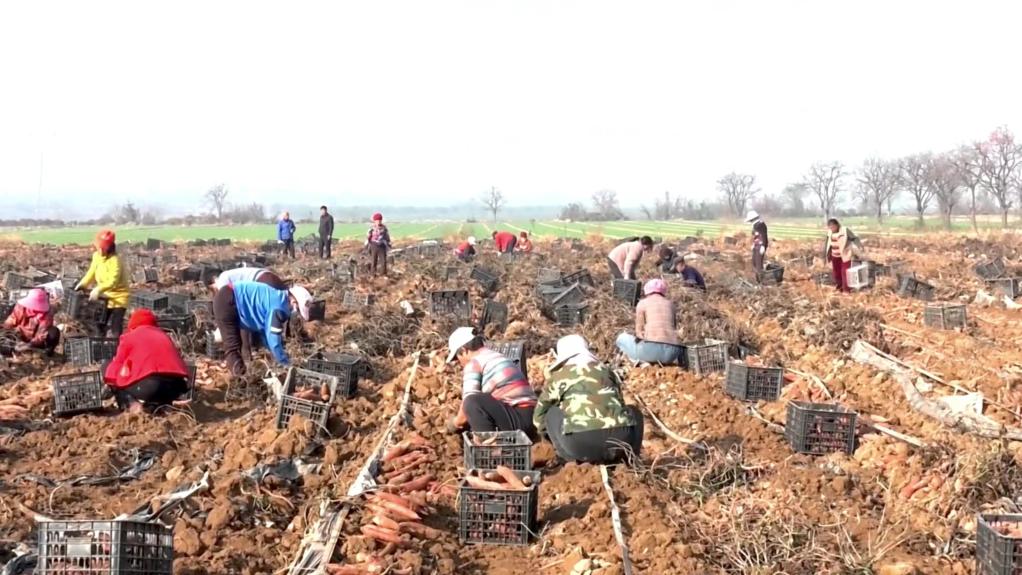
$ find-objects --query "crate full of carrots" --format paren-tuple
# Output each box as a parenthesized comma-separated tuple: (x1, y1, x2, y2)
(458, 467, 540, 546)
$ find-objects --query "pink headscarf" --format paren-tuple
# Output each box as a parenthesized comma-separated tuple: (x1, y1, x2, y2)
(643, 278, 668, 297)
(18, 289, 50, 313)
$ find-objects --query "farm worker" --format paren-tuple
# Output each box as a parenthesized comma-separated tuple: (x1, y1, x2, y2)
(615, 279, 683, 364)
(318, 205, 335, 259)
(454, 237, 477, 262)
(746, 210, 768, 273)
(211, 267, 288, 294)
(445, 327, 538, 439)
(365, 212, 392, 276)
(103, 309, 189, 413)
(534, 335, 644, 464)
(2, 288, 61, 355)
(491, 230, 517, 254)
(75, 229, 131, 340)
(823, 218, 864, 294)
(656, 245, 676, 273)
(607, 236, 654, 280)
(212, 281, 314, 376)
(277, 211, 297, 259)
(669, 256, 706, 291)
(516, 231, 534, 254)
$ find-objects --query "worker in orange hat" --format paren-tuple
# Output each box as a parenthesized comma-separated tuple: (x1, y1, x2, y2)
(75, 229, 131, 339)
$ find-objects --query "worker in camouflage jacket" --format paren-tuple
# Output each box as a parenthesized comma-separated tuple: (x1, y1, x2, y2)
(534, 335, 644, 464)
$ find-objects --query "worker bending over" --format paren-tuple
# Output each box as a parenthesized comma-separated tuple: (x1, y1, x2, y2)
(607, 236, 654, 280)
(213, 281, 313, 376)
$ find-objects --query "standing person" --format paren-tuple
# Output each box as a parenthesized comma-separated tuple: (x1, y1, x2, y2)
(453, 236, 477, 262)
(2, 288, 61, 356)
(75, 229, 130, 340)
(212, 281, 313, 376)
(823, 218, 864, 293)
(534, 335, 644, 464)
(516, 231, 534, 254)
(318, 206, 335, 259)
(607, 236, 654, 280)
(278, 211, 297, 259)
(103, 309, 189, 413)
(491, 230, 517, 254)
(746, 210, 768, 272)
(444, 327, 537, 439)
(366, 212, 391, 276)
(615, 279, 682, 364)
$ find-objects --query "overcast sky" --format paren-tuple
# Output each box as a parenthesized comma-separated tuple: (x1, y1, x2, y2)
(2, 0, 1022, 214)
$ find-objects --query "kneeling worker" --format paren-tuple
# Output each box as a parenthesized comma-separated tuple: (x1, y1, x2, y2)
(3, 288, 61, 355)
(103, 309, 189, 413)
(534, 335, 644, 464)
(616, 279, 683, 364)
(453, 237, 477, 262)
(670, 255, 706, 291)
(213, 281, 314, 376)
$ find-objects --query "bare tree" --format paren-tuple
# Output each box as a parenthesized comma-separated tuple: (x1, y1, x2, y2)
(205, 183, 229, 222)
(855, 158, 900, 224)
(802, 162, 844, 221)
(480, 186, 504, 222)
(899, 154, 934, 227)
(926, 153, 963, 231)
(780, 183, 808, 216)
(976, 126, 1022, 227)
(591, 189, 624, 220)
(949, 145, 984, 233)
(716, 172, 760, 217)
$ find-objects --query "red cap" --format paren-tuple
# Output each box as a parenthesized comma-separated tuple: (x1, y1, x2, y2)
(95, 229, 116, 252)
(128, 308, 158, 331)
(372, 212, 383, 222)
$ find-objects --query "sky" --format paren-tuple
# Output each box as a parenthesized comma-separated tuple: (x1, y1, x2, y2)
(3, 0, 1022, 217)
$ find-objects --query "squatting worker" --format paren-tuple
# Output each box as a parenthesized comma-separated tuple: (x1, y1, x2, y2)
(103, 309, 190, 413)
(516, 231, 534, 254)
(453, 236, 477, 262)
(2, 288, 60, 356)
(607, 236, 654, 280)
(615, 279, 682, 364)
(211, 266, 288, 294)
(445, 327, 537, 439)
(534, 335, 644, 464)
(491, 230, 517, 254)
(656, 245, 676, 273)
(366, 212, 391, 276)
(318, 205, 335, 259)
(75, 229, 131, 340)
(824, 218, 864, 293)
(213, 281, 314, 376)
(746, 210, 769, 272)
(670, 256, 706, 291)
(278, 211, 297, 259)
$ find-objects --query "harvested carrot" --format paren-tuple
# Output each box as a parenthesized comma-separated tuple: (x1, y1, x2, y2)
(361, 525, 404, 545)
(376, 499, 421, 521)
(399, 521, 443, 539)
(385, 472, 411, 486)
(494, 466, 527, 490)
(372, 492, 416, 510)
(372, 514, 400, 531)
(464, 475, 508, 490)
(397, 474, 434, 493)
(382, 450, 426, 471)
(325, 564, 368, 575)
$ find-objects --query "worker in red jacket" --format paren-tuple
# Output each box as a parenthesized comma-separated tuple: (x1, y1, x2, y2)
(3, 288, 61, 355)
(103, 309, 190, 413)
(492, 230, 517, 254)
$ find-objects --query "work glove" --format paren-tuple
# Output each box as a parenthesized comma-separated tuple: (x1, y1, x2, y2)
(73, 282, 85, 292)
(445, 417, 461, 435)
(88, 287, 102, 301)
(14, 342, 30, 353)
(277, 240, 284, 244)
(759, 245, 766, 255)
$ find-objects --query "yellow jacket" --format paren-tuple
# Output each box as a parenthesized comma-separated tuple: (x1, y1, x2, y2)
(80, 252, 131, 308)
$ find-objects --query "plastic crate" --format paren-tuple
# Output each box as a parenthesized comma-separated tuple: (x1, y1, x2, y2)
(550, 284, 585, 307)
(470, 267, 499, 292)
(52, 370, 105, 416)
(489, 341, 527, 380)
(724, 360, 783, 402)
(67, 291, 107, 324)
(537, 284, 568, 304)
(205, 330, 224, 360)
(923, 303, 967, 330)
(304, 299, 326, 322)
(846, 264, 872, 290)
(756, 264, 785, 286)
(897, 276, 935, 301)
(462, 430, 533, 472)
(562, 269, 595, 288)
(176, 267, 202, 283)
(199, 266, 222, 285)
(812, 271, 836, 287)
(784, 401, 857, 456)
(3, 272, 32, 291)
(538, 268, 562, 285)
(185, 363, 197, 401)
(612, 279, 641, 307)
(986, 278, 1022, 299)
(0, 301, 14, 320)
(37, 519, 173, 575)
(342, 291, 373, 309)
(146, 238, 164, 250)
(64, 336, 120, 367)
(164, 293, 191, 314)
(133, 268, 159, 285)
(975, 258, 1007, 280)
(553, 303, 587, 327)
(458, 470, 540, 546)
(478, 300, 509, 334)
(129, 291, 169, 312)
(184, 299, 213, 316)
(304, 352, 363, 398)
(977, 514, 1022, 575)
(429, 290, 471, 319)
(682, 339, 728, 375)
(156, 313, 194, 335)
(275, 367, 339, 431)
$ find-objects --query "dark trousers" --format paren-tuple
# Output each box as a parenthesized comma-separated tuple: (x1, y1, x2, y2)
(113, 374, 188, 410)
(544, 405, 644, 464)
(12, 326, 61, 354)
(501, 237, 518, 254)
(752, 246, 765, 272)
(213, 286, 247, 376)
(463, 393, 537, 440)
(281, 239, 295, 259)
(831, 256, 851, 293)
(607, 257, 623, 279)
(319, 237, 332, 259)
(369, 243, 388, 276)
(98, 307, 126, 340)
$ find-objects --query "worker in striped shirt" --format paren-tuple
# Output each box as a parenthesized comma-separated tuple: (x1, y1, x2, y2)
(444, 327, 538, 439)
(615, 279, 682, 364)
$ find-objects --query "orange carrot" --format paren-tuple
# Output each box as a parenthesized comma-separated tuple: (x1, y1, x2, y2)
(399, 521, 443, 539)
(372, 514, 400, 531)
(464, 475, 508, 490)
(375, 499, 420, 521)
(326, 565, 369, 575)
(371, 492, 416, 510)
(397, 474, 434, 493)
(494, 466, 527, 490)
(361, 525, 404, 544)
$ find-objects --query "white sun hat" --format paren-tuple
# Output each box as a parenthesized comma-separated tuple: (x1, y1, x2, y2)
(446, 327, 478, 363)
(745, 210, 760, 223)
(288, 285, 314, 321)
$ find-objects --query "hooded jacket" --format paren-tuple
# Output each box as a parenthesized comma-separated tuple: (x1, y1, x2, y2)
(233, 281, 291, 365)
(80, 252, 131, 308)
(103, 325, 188, 388)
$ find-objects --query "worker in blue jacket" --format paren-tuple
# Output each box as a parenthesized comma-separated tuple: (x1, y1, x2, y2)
(212, 281, 315, 376)
(277, 211, 297, 259)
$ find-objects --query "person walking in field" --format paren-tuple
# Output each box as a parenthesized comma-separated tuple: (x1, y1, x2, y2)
(318, 205, 334, 259)
(3, 288, 61, 356)
(366, 212, 391, 276)
(607, 236, 654, 280)
(75, 229, 131, 340)
(278, 211, 297, 259)
(823, 218, 864, 293)
(615, 279, 682, 364)
(746, 210, 768, 272)
(491, 230, 517, 254)
(453, 236, 477, 262)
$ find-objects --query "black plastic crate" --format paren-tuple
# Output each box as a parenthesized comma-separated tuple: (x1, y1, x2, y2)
(612, 279, 641, 307)
(975, 258, 1007, 280)
(458, 470, 540, 546)
(64, 336, 120, 367)
(462, 430, 533, 471)
(146, 238, 164, 250)
(784, 401, 857, 456)
(897, 275, 935, 301)
(307, 299, 327, 321)
(562, 269, 595, 288)
(987, 278, 1022, 299)
(176, 267, 202, 283)
(553, 303, 587, 327)
(164, 293, 191, 315)
(724, 360, 783, 402)
(342, 291, 373, 310)
(812, 272, 836, 287)
(67, 291, 107, 324)
(3, 272, 32, 291)
(199, 266, 222, 285)
(429, 290, 471, 319)
(923, 303, 967, 330)
(52, 370, 105, 416)
(185, 363, 197, 401)
(537, 284, 568, 304)
(133, 268, 159, 285)
(756, 263, 785, 285)
(0, 300, 14, 320)
(478, 300, 509, 334)
(275, 367, 339, 431)
(304, 352, 363, 398)
(538, 268, 561, 285)
(205, 330, 224, 360)
(682, 339, 728, 375)
(470, 266, 499, 292)
(550, 284, 585, 307)
(156, 313, 194, 335)
(37, 519, 173, 575)
(129, 291, 169, 312)
(977, 514, 1022, 575)
(489, 341, 527, 380)
(184, 299, 213, 316)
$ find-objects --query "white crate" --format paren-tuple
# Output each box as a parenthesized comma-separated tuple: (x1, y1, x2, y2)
(847, 264, 871, 290)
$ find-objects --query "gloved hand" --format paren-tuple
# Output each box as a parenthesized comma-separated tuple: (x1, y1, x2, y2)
(73, 282, 85, 292)
(88, 287, 102, 301)
(759, 245, 766, 255)
(445, 417, 462, 435)
(14, 342, 30, 352)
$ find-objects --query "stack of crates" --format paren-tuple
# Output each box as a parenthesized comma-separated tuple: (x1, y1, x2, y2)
(37, 519, 173, 575)
(724, 360, 784, 401)
(923, 303, 968, 330)
(52, 370, 105, 416)
(612, 279, 642, 307)
(459, 429, 538, 546)
(682, 339, 728, 375)
(784, 401, 858, 455)
(64, 336, 119, 367)
(305, 352, 364, 398)
(276, 367, 340, 431)
(478, 300, 509, 334)
(489, 341, 527, 381)
(429, 290, 471, 320)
